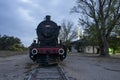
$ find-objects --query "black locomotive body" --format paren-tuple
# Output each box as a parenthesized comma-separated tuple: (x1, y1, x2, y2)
(29, 15, 67, 65)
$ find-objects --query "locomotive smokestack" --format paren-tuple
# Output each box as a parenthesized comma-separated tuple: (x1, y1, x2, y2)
(46, 15, 51, 21)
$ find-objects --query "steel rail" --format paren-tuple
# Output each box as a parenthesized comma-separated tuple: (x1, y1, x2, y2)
(27, 64, 70, 80)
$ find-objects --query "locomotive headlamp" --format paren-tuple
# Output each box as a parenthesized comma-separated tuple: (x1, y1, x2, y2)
(58, 48, 64, 55)
(32, 48, 38, 55)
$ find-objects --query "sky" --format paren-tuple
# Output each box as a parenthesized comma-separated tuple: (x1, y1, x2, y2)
(0, 0, 80, 47)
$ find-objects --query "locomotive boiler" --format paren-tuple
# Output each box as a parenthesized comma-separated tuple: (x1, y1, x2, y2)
(29, 15, 67, 65)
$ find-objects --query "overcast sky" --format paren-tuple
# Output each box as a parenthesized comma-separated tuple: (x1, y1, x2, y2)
(0, 0, 80, 47)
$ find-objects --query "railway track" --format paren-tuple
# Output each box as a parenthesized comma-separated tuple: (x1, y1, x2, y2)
(27, 64, 70, 80)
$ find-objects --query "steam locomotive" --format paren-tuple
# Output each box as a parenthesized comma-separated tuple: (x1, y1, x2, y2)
(29, 15, 67, 65)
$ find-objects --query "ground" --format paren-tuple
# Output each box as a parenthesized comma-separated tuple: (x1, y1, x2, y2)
(0, 51, 32, 80)
(61, 53, 120, 80)
(0, 51, 120, 80)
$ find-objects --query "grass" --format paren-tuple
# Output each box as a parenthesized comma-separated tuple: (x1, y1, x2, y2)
(0, 50, 28, 57)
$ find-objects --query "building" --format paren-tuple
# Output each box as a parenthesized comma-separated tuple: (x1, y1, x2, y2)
(71, 39, 98, 53)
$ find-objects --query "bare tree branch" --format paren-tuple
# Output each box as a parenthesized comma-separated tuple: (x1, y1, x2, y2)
(59, 20, 77, 43)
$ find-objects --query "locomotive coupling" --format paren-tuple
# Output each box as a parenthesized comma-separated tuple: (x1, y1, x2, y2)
(58, 48, 64, 55)
(32, 48, 38, 55)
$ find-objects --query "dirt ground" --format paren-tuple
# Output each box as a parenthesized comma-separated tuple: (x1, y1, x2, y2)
(61, 53, 120, 80)
(0, 51, 35, 80)
(0, 52, 120, 80)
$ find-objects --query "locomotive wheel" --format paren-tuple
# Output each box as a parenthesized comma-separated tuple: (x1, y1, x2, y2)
(29, 53, 36, 62)
(60, 52, 67, 61)
(60, 55, 65, 61)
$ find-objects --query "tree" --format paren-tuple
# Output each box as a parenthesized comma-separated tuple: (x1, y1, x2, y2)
(109, 35, 120, 54)
(72, 0, 120, 56)
(113, 24, 120, 36)
(59, 20, 77, 48)
(84, 24, 99, 53)
(0, 35, 26, 51)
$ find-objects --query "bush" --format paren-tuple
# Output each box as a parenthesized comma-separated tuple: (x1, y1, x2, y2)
(0, 35, 26, 51)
